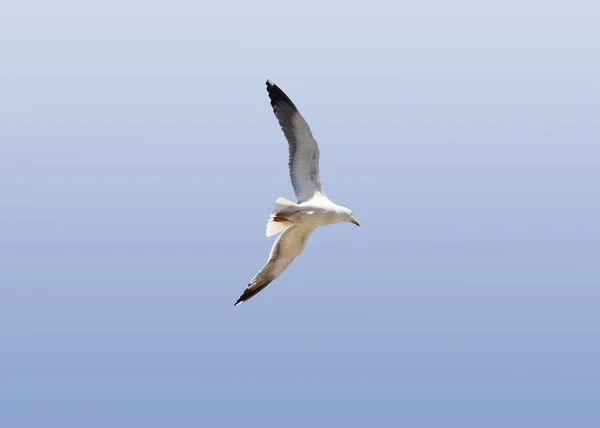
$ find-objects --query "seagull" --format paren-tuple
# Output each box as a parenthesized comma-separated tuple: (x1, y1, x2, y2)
(234, 80, 360, 306)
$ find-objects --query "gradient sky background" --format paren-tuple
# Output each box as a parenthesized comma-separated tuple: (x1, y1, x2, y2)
(1, 1, 599, 427)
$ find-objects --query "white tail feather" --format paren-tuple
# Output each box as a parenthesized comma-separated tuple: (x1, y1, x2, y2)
(266, 197, 298, 237)
(272, 197, 297, 214)
(266, 218, 291, 237)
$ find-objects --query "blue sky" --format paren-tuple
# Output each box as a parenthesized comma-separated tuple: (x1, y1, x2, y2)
(1, 1, 599, 427)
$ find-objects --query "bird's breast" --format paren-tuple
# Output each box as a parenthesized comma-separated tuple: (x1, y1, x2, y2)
(294, 206, 339, 227)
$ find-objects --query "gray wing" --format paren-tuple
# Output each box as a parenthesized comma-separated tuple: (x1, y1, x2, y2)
(266, 80, 327, 203)
(235, 226, 315, 306)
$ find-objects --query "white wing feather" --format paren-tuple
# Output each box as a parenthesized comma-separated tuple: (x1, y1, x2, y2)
(235, 226, 315, 306)
(266, 81, 328, 203)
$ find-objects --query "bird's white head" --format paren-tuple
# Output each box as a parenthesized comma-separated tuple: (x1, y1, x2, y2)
(340, 207, 360, 227)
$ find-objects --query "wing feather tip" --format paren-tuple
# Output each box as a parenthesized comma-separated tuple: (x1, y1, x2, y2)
(265, 85, 299, 116)
(234, 290, 249, 306)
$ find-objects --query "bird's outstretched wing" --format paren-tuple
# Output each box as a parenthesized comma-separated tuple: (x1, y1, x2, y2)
(235, 225, 315, 306)
(266, 80, 327, 203)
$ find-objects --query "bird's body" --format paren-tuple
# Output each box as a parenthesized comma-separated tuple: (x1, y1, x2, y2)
(234, 81, 359, 306)
(275, 198, 349, 228)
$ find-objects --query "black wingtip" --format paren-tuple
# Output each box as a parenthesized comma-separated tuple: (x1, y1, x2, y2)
(265, 80, 299, 112)
(234, 278, 275, 307)
(234, 289, 253, 306)
(234, 287, 252, 306)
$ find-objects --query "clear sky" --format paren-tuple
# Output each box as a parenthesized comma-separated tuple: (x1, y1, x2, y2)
(1, 1, 599, 427)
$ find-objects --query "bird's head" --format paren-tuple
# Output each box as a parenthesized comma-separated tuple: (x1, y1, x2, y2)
(341, 207, 360, 227)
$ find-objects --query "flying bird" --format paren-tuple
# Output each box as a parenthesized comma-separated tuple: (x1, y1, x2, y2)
(234, 80, 360, 306)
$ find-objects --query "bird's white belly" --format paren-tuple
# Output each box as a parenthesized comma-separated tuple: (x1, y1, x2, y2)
(293, 204, 340, 227)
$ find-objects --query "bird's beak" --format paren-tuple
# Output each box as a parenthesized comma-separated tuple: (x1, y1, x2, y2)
(350, 218, 360, 227)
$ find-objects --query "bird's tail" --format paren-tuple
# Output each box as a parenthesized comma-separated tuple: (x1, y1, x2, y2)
(272, 197, 297, 214)
(266, 197, 297, 237)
